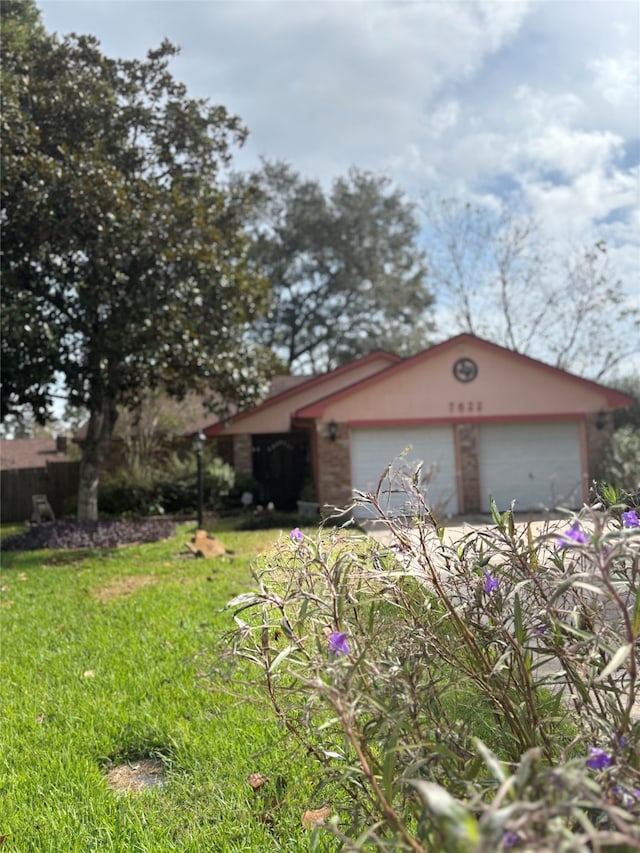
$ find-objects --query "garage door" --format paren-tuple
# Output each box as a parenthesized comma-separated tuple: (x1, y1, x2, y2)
(351, 427, 458, 517)
(479, 422, 583, 512)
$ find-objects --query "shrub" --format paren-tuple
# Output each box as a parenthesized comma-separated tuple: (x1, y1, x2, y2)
(600, 426, 640, 497)
(233, 510, 351, 531)
(223, 470, 640, 851)
(219, 473, 262, 511)
(99, 451, 234, 517)
(233, 510, 308, 531)
(154, 452, 234, 514)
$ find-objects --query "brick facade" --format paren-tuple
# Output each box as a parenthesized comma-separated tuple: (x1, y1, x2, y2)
(456, 423, 481, 513)
(315, 422, 353, 510)
(584, 411, 614, 484)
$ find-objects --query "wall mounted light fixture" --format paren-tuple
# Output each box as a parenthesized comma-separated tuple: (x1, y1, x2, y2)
(327, 420, 338, 441)
(596, 410, 608, 430)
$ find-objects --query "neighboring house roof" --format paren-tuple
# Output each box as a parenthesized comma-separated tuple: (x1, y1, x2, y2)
(0, 438, 71, 471)
(293, 334, 635, 423)
(204, 350, 401, 436)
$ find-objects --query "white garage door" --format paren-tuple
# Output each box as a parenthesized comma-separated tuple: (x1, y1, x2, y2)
(351, 427, 458, 517)
(479, 422, 583, 513)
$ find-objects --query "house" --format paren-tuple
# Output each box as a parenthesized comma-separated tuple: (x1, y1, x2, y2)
(204, 350, 400, 509)
(203, 335, 634, 517)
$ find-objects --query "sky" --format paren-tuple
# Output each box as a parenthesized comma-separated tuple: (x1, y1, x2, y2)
(37, 0, 639, 347)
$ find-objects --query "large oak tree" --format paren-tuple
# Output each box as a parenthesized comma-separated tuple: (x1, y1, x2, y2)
(1, 2, 270, 519)
(234, 160, 434, 373)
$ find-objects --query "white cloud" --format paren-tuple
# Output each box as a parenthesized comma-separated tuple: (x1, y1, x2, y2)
(37, 0, 640, 304)
(513, 86, 585, 129)
(521, 166, 639, 239)
(590, 50, 640, 106)
(428, 101, 461, 138)
(523, 125, 623, 178)
(189, 0, 535, 181)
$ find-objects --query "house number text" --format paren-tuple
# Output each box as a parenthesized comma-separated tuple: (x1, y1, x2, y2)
(449, 401, 483, 414)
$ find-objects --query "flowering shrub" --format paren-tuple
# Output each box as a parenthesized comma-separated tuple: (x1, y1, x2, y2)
(224, 474, 640, 851)
(289, 527, 304, 544)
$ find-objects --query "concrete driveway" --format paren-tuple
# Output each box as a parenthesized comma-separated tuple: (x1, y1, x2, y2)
(362, 510, 569, 547)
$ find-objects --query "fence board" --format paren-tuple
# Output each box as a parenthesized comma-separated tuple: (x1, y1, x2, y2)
(1, 461, 80, 523)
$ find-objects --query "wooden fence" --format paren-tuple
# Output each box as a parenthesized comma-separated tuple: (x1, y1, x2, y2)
(1, 461, 80, 523)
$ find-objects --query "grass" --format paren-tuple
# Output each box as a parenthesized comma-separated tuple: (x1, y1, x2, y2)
(1, 517, 578, 851)
(0, 522, 340, 852)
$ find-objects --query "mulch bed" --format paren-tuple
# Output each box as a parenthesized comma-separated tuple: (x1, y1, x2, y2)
(1, 518, 176, 552)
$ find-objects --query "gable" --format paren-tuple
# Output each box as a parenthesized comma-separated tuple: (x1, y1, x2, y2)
(295, 335, 633, 424)
(206, 351, 401, 436)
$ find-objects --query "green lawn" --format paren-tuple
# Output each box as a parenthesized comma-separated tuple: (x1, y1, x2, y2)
(0, 523, 338, 852)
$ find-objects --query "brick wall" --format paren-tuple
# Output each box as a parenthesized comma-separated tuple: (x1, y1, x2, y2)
(585, 412, 613, 483)
(316, 422, 352, 510)
(457, 423, 481, 513)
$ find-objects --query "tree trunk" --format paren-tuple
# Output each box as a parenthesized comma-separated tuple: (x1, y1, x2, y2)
(77, 396, 118, 521)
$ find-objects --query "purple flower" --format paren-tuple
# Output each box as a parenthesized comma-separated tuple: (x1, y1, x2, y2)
(557, 523, 590, 548)
(586, 746, 612, 770)
(290, 527, 303, 543)
(622, 510, 640, 528)
(613, 785, 640, 807)
(483, 570, 499, 594)
(617, 733, 628, 749)
(502, 831, 521, 849)
(328, 632, 350, 656)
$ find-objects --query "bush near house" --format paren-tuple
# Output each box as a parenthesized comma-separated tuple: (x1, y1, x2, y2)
(225, 473, 640, 851)
(98, 451, 235, 517)
(600, 425, 640, 499)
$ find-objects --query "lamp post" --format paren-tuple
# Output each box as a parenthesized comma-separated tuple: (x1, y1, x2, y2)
(192, 431, 206, 529)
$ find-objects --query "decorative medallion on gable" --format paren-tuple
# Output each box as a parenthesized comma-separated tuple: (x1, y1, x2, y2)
(453, 357, 478, 383)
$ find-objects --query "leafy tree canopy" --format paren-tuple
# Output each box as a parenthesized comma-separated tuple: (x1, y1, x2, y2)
(1, 1, 271, 517)
(234, 159, 434, 373)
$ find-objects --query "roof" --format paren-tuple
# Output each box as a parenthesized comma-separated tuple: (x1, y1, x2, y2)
(294, 334, 635, 420)
(181, 376, 313, 436)
(0, 438, 72, 471)
(203, 350, 401, 436)
(267, 375, 312, 396)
